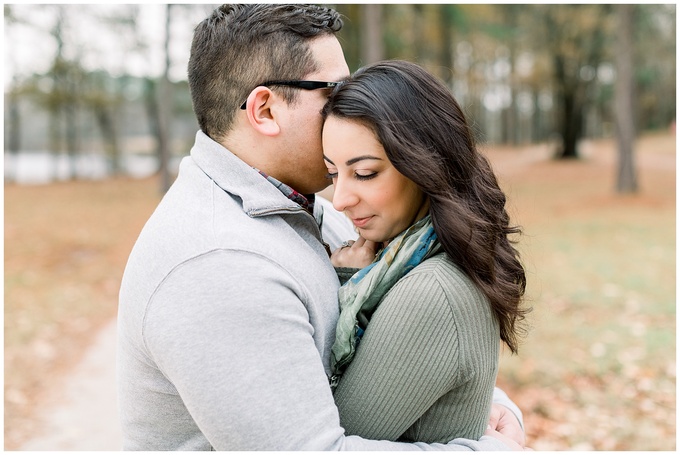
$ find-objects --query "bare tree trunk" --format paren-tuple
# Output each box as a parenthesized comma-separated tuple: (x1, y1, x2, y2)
(413, 5, 426, 64)
(48, 107, 62, 180)
(439, 5, 455, 86)
(561, 90, 581, 159)
(554, 54, 582, 159)
(49, 8, 66, 180)
(361, 4, 384, 65)
(94, 105, 121, 175)
(63, 78, 79, 180)
(6, 87, 21, 183)
(543, 5, 609, 160)
(614, 4, 638, 193)
(157, 4, 173, 194)
(502, 5, 519, 145)
(144, 78, 161, 145)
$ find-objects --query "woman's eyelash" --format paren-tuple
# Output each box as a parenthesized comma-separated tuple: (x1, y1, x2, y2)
(355, 172, 377, 181)
(325, 171, 377, 181)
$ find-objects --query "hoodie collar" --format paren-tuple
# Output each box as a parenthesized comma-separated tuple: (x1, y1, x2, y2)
(190, 130, 305, 217)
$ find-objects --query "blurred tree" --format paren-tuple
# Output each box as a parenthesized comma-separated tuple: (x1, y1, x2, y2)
(5, 79, 21, 183)
(614, 4, 638, 194)
(45, 5, 81, 180)
(4, 5, 22, 183)
(498, 5, 521, 145)
(156, 4, 174, 194)
(84, 5, 142, 176)
(473, 5, 522, 144)
(334, 5, 360, 69)
(437, 4, 459, 86)
(7, 4, 142, 180)
(360, 4, 384, 64)
(3, 4, 675, 186)
(382, 5, 412, 62)
(457, 4, 513, 144)
(412, 5, 426, 65)
(84, 71, 124, 175)
(144, 78, 162, 164)
(535, 4, 612, 159)
(634, 5, 676, 131)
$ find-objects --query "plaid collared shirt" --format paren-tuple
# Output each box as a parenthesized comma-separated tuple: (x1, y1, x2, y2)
(257, 170, 332, 257)
(257, 170, 315, 215)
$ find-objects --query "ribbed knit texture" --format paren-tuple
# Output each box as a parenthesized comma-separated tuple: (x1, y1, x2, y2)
(333, 253, 500, 443)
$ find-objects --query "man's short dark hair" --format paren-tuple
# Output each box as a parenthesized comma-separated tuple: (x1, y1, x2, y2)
(188, 4, 343, 142)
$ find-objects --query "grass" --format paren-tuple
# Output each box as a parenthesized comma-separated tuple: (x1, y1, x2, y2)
(490, 133, 676, 450)
(4, 132, 676, 450)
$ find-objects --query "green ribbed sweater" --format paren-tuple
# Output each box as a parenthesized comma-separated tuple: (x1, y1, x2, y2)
(333, 253, 500, 443)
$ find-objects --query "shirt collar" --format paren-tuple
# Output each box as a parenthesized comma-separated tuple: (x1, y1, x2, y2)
(256, 169, 316, 215)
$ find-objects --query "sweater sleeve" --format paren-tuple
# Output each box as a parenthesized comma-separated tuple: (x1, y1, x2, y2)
(333, 260, 496, 443)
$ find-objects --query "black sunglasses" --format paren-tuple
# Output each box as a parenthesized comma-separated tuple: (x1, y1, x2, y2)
(240, 80, 340, 109)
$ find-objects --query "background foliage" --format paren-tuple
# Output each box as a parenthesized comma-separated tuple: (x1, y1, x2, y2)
(4, 4, 676, 185)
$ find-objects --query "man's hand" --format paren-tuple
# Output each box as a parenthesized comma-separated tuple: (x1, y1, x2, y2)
(488, 403, 526, 447)
(484, 427, 532, 451)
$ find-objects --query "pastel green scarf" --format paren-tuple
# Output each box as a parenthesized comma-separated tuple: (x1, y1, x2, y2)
(329, 215, 442, 389)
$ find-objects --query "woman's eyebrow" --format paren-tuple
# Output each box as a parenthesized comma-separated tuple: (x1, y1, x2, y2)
(323, 154, 383, 166)
(346, 155, 383, 166)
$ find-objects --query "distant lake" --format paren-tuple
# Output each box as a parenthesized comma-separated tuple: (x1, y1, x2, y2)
(4, 151, 182, 185)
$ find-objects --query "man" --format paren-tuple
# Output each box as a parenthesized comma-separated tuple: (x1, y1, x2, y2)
(117, 4, 526, 450)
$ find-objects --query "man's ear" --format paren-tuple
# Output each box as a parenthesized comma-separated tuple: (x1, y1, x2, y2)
(244, 87, 281, 137)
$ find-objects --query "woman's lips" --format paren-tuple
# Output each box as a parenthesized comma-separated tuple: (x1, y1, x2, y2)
(351, 216, 373, 228)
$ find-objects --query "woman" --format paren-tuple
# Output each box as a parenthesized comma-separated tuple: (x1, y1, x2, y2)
(321, 60, 530, 443)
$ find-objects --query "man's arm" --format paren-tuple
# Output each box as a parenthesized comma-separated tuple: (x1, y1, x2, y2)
(145, 250, 514, 450)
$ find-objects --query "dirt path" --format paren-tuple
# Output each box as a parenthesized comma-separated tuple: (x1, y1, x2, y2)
(18, 319, 122, 451)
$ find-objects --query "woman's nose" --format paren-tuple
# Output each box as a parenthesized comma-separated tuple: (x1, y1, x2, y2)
(332, 178, 359, 212)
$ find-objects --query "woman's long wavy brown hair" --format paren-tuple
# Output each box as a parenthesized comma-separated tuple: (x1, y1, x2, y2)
(322, 60, 530, 353)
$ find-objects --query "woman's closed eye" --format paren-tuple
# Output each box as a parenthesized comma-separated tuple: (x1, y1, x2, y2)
(325, 170, 377, 181)
(355, 170, 377, 181)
